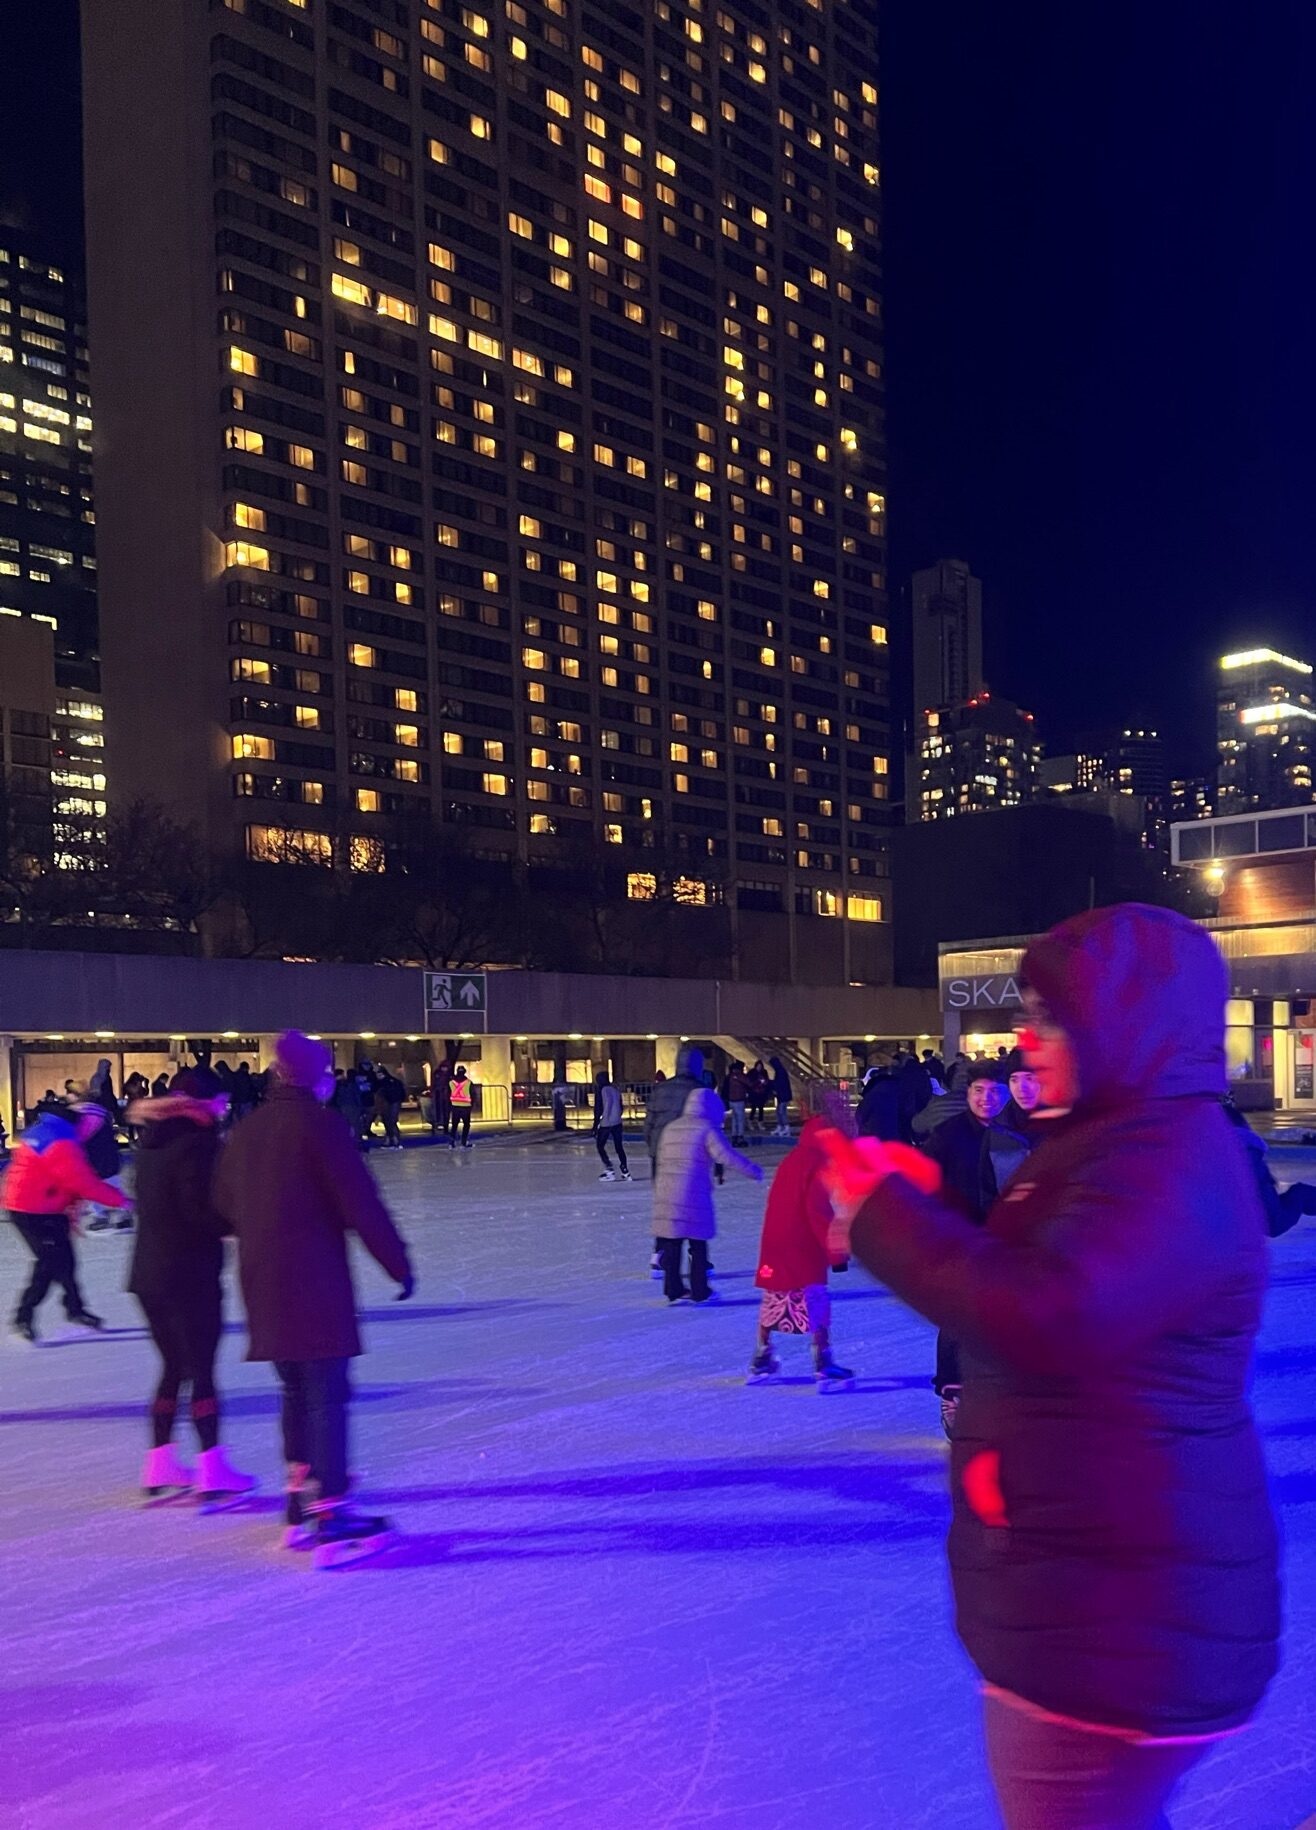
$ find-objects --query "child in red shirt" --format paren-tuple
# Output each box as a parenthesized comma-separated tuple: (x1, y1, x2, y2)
(748, 1085, 856, 1391)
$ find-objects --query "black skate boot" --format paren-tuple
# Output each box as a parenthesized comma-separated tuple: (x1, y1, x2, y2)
(283, 1463, 314, 1550)
(745, 1345, 781, 1386)
(10, 1318, 37, 1346)
(309, 1498, 395, 1569)
(68, 1309, 104, 1331)
(814, 1351, 856, 1393)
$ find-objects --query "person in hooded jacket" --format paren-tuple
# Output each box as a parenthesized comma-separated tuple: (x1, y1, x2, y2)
(825, 904, 1280, 1830)
(77, 1098, 133, 1234)
(5, 1107, 129, 1341)
(651, 1086, 761, 1303)
(855, 1064, 901, 1142)
(768, 1057, 793, 1136)
(746, 1059, 771, 1129)
(644, 1046, 714, 1271)
(127, 1073, 256, 1505)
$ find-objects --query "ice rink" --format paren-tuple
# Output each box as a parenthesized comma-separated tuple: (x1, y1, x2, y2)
(3, 1135, 1315, 1830)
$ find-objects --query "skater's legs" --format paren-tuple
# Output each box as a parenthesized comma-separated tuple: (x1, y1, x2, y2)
(659, 1237, 686, 1301)
(11, 1213, 84, 1322)
(276, 1360, 310, 1467)
(983, 1690, 1204, 1829)
(935, 1330, 961, 1394)
(384, 1107, 402, 1147)
(136, 1293, 188, 1445)
(688, 1238, 711, 1302)
(730, 1100, 747, 1142)
(181, 1286, 224, 1453)
(452, 1109, 471, 1146)
(612, 1126, 629, 1173)
(595, 1129, 614, 1169)
(303, 1357, 351, 1501)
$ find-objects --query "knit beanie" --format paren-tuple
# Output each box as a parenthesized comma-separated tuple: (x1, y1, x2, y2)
(275, 1030, 332, 1089)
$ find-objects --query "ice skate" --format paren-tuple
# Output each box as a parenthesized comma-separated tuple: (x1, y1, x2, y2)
(194, 1445, 258, 1511)
(620, 1169, 633, 1180)
(649, 1251, 663, 1280)
(283, 1463, 315, 1549)
(9, 1319, 37, 1346)
(814, 1352, 856, 1393)
(310, 1501, 395, 1569)
(67, 1309, 104, 1331)
(939, 1384, 962, 1440)
(141, 1442, 194, 1502)
(745, 1346, 782, 1385)
(689, 1289, 721, 1305)
(598, 1168, 616, 1181)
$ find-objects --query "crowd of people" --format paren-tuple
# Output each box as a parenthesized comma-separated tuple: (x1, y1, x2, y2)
(1, 898, 1307, 1822)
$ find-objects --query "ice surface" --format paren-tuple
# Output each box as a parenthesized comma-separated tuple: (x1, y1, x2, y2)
(2, 1134, 1315, 1830)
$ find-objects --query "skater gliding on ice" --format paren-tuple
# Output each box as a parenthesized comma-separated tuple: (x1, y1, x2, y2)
(128, 1074, 255, 1505)
(592, 1070, 631, 1180)
(214, 1031, 415, 1567)
(651, 1085, 761, 1304)
(5, 1106, 129, 1343)
(823, 904, 1280, 1829)
(749, 1084, 855, 1391)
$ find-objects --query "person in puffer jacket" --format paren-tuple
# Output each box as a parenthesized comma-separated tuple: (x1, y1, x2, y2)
(651, 1086, 761, 1303)
(827, 903, 1280, 1830)
(5, 1108, 129, 1342)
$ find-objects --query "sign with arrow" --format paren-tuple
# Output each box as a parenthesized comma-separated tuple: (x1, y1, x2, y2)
(424, 971, 488, 1029)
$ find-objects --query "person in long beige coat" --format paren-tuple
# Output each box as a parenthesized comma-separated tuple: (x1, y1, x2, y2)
(652, 1086, 761, 1303)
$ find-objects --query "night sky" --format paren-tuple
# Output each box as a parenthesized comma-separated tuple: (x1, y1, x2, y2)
(4, 0, 1313, 774)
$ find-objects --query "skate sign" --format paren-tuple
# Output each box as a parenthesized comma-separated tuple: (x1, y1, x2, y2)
(424, 970, 488, 1032)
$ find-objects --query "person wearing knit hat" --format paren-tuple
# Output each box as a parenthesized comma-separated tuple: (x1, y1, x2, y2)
(214, 1030, 414, 1567)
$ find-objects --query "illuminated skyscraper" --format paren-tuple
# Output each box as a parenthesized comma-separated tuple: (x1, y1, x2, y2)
(82, 0, 892, 980)
(1217, 647, 1316, 813)
(916, 692, 1039, 821)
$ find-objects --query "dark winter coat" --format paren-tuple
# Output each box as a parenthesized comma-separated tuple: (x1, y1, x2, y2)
(848, 903, 1280, 1738)
(128, 1115, 226, 1301)
(644, 1071, 704, 1156)
(921, 1110, 992, 1223)
(72, 1103, 122, 1181)
(855, 1071, 901, 1142)
(895, 1056, 933, 1142)
(213, 1084, 411, 1362)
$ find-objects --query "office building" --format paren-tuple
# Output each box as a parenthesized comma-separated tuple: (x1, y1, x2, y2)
(82, 0, 892, 982)
(916, 691, 1038, 822)
(1217, 647, 1316, 813)
(911, 557, 983, 716)
(1170, 775, 1213, 822)
(0, 617, 56, 871)
(0, 231, 98, 694)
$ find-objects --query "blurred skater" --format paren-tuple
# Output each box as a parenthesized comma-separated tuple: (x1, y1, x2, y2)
(652, 1086, 761, 1304)
(825, 905, 1280, 1829)
(748, 1084, 855, 1390)
(5, 1106, 129, 1343)
(128, 1074, 255, 1505)
(215, 1032, 414, 1568)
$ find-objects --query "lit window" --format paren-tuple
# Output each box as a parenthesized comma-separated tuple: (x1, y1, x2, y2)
(232, 733, 273, 761)
(604, 823, 623, 844)
(846, 895, 883, 923)
(482, 772, 508, 796)
(348, 643, 376, 667)
(229, 346, 258, 376)
(356, 789, 381, 813)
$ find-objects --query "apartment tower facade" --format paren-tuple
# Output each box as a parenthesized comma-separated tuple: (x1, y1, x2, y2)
(82, 0, 891, 981)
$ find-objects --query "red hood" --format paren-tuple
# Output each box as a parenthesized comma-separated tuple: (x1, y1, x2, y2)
(1021, 902, 1227, 1110)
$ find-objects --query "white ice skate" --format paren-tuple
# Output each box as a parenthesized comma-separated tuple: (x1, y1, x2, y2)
(309, 1501, 395, 1570)
(194, 1445, 258, 1512)
(141, 1443, 194, 1504)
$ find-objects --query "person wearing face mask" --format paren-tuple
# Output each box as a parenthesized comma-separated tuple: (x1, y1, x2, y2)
(921, 1064, 1010, 1436)
(824, 904, 1280, 1830)
(214, 1031, 414, 1568)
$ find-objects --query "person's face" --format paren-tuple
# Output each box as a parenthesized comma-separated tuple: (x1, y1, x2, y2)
(967, 1078, 1008, 1123)
(1017, 990, 1079, 1109)
(1009, 1069, 1041, 1111)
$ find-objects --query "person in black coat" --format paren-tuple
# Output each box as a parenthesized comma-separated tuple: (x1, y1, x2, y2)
(855, 1066, 901, 1142)
(831, 904, 1280, 1828)
(128, 1071, 255, 1503)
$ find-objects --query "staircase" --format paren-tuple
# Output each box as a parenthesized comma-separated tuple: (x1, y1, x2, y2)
(726, 1036, 830, 1082)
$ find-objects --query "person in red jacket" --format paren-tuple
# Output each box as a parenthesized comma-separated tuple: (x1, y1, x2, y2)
(5, 1107, 130, 1343)
(747, 1084, 856, 1391)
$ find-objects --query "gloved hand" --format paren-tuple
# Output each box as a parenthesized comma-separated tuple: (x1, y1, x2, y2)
(395, 1271, 416, 1302)
(818, 1132, 943, 1257)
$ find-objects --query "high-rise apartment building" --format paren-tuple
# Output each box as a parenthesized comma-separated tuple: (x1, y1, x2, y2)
(0, 232, 98, 692)
(916, 692, 1038, 822)
(1217, 647, 1316, 813)
(82, 0, 892, 980)
(911, 557, 983, 717)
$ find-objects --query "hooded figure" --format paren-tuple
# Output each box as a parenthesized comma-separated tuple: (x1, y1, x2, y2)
(643, 1045, 711, 1163)
(650, 1086, 761, 1303)
(839, 905, 1280, 1822)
